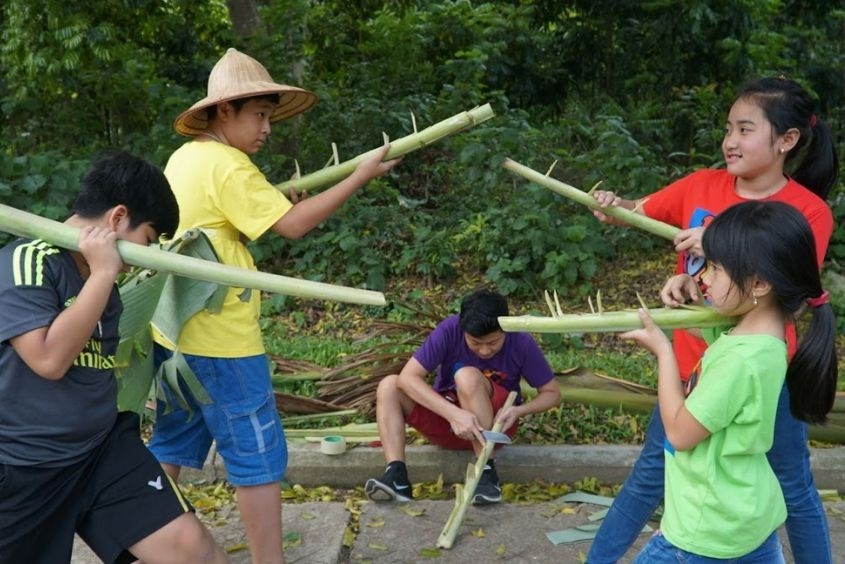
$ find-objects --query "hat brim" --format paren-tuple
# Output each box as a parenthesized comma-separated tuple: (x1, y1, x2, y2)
(174, 83, 318, 136)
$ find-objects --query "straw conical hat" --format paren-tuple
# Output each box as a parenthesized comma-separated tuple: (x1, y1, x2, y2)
(174, 48, 318, 136)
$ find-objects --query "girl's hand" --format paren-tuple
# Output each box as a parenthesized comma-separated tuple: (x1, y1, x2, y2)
(355, 143, 403, 181)
(660, 274, 701, 307)
(673, 226, 704, 256)
(591, 190, 641, 225)
(620, 308, 673, 357)
(591, 190, 623, 223)
(78, 226, 122, 278)
(592, 189, 621, 207)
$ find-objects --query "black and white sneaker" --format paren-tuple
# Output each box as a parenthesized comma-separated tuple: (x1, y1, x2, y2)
(365, 461, 412, 502)
(472, 461, 502, 505)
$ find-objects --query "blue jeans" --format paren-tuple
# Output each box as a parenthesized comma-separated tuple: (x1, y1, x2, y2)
(586, 386, 830, 564)
(632, 530, 784, 563)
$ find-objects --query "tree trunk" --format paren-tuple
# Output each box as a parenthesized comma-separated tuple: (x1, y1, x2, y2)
(227, 0, 262, 37)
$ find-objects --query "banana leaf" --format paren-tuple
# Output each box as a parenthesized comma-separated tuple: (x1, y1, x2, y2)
(116, 230, 228, 415)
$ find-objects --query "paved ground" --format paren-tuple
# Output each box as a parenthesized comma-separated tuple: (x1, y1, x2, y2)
(69, 443, 845, 562)
(72, 497, 845, 563)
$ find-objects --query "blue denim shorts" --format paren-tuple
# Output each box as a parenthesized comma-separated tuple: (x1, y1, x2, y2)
(148, 345, 287, 486)
(632, 529, 784, 563)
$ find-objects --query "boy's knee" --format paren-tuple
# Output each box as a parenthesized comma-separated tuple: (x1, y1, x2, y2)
(163, 513, 221, 560)
(453, 366, 486, 390)
(377, 373, 400, 398)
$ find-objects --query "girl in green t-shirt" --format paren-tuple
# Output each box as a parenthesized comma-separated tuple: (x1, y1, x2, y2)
(622, 200, 836, 562)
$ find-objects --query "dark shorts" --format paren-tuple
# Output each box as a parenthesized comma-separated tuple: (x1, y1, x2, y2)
(406, 382, 518, 450)
(0, 412, 192, 564)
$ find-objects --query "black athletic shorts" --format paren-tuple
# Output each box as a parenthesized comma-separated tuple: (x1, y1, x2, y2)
(0, 411, 194, 564)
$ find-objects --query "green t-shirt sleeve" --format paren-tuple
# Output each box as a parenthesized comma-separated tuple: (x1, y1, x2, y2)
(685, 349, 754, 434)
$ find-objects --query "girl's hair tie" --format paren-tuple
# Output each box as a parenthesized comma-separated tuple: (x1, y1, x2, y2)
(809, 114, 818, 128)
(806, 290, 829, 308)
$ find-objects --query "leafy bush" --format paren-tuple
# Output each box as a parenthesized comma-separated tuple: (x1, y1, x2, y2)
(0, 152, 89, 246)
(2, 1, 844, 305)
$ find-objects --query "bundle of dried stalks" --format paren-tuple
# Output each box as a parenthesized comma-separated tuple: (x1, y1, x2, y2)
(315, 318, 435, 417)
(266, 305, 442, 417)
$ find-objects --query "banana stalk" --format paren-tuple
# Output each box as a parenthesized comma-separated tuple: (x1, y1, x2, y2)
(0, 203, 384, 306)
(558, 385, 656, 414)
(276, 104, 495, 194)
(436, 391, 517, 549)
(502, 158, 680, 241)
(556, 384, 845, 444)
(499, 305, 734, 334)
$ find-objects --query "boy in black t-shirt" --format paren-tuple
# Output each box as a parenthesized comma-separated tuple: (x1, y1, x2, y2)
(0, 151, 228, 563)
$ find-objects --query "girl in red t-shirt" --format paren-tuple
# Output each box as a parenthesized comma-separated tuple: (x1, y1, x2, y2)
(587, 76, 838, 564)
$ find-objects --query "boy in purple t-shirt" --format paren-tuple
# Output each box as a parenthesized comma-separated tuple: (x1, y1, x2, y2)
(365, 289, 560, 504)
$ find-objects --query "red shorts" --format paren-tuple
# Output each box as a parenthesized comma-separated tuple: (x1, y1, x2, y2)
(406, 382, 518, 450)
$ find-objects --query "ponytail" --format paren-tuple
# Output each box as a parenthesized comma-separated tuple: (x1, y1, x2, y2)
(790, 117, 839, 201)
(736, 76, 840, 200)
(787, 298, 838, 424)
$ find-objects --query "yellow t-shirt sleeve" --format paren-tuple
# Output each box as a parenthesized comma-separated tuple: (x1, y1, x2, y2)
(213, 156, 293, 241)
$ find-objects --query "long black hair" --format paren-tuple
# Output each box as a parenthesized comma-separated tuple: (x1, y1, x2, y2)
(703, 201, 837, 424)
(735, 76, 839, 200)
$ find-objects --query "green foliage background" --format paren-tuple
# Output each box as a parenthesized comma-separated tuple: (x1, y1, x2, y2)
(2, 0, 844, 306)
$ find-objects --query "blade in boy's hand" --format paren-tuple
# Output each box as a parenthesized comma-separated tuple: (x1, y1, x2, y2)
(481, 430, 511, 444)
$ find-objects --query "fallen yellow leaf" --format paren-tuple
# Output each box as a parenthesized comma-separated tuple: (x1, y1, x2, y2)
(401, 505, 426, 517)
(342, 526, 356, 547)
(368, 543, 388, 551)
(366, 516, 385, 528)
(225, 543, 249, 554)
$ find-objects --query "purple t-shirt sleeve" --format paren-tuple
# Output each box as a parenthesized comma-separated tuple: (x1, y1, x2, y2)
(412, 315, 555, 399)
(412, 315, 462, 386)
(509, 333, 555, 388)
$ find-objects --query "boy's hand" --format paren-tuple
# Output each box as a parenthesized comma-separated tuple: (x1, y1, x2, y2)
(494, 405, 520, 432)
(620, 308, 673, 358)
(660, 274, 701, 307)
(78, 226, 122, 278)
(287, 187, 308, 204)
(673, 226, 704, 256)
(449, 408, 485, 444)
(355, 143, 403, 181)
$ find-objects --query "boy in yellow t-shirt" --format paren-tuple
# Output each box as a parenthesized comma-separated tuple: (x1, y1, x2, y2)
(149, 48, 401, 563)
